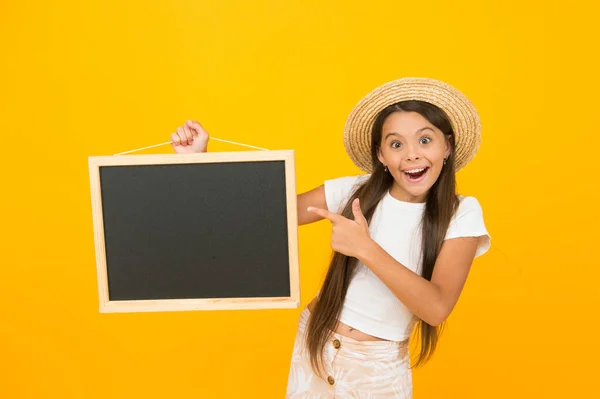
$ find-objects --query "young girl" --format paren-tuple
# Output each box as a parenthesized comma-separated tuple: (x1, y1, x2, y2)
(170, 77, 490, 398)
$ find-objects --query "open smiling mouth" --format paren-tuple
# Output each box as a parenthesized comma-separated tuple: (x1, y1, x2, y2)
(403, 167, 430, 183)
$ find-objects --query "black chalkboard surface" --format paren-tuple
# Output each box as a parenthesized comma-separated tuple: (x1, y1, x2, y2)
(88, 151, 300, 313)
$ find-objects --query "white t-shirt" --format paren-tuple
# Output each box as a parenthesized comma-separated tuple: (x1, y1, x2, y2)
(323, 174, 491, 341)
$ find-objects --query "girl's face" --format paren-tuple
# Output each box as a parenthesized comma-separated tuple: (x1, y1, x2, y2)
(377, 111, 451, 203)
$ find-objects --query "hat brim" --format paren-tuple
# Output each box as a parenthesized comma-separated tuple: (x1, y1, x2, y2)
(343, 77, 482, 172)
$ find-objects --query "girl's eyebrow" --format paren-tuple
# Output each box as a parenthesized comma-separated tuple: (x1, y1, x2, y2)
(384, 126, 435, 140)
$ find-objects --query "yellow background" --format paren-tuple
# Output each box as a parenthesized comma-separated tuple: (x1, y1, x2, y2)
(1, 0, 598, 397)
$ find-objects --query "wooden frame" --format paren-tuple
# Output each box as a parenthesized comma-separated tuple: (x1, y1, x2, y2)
(88, 150, 300, 313)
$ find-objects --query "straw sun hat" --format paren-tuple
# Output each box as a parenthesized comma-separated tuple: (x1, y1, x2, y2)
(343, 77, 482, 172)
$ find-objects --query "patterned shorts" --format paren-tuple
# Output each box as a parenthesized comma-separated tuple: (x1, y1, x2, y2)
(286, 308, 412, 399)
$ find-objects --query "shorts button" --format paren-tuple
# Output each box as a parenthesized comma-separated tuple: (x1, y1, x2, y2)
(327, 376, 335, 385)
(332, 339, 341, 349)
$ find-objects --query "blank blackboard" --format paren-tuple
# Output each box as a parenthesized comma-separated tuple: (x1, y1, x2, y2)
(88, 150, 300, 313)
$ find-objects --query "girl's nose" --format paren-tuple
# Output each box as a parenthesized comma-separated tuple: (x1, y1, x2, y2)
(405, 145, 422, 161)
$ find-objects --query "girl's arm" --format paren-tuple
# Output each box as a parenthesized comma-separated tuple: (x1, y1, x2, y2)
(308, 198, 482, 326)
(358, 236, 479, 326)
(297, 185, 327, 226)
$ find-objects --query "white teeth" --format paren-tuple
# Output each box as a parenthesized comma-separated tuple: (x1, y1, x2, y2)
(404, 167, 426, 173)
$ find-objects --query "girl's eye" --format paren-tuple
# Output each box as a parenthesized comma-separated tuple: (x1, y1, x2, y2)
(420, 137, 432, 144)
(391, 141, 402, 149)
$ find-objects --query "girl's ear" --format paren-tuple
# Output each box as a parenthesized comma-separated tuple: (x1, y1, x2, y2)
(376, 147, 385, 166)
(444, 137, 452, 159)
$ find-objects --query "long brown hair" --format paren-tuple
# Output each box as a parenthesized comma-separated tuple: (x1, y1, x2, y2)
(306, 100, 459, 376)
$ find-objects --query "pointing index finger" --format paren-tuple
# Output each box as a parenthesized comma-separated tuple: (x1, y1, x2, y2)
(307, 206, 342, 223)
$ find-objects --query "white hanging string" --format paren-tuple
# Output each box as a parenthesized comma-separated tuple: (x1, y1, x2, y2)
(113, 138, 269, 156)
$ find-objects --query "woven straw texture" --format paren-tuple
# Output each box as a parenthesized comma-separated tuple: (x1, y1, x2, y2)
(343, 77, 482, 172)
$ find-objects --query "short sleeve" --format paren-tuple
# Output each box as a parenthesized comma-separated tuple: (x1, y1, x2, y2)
(323, 174, 370, 214)
(445, 196, 491, 257)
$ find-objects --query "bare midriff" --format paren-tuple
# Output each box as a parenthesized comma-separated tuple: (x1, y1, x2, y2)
(306, 298, 389, 342)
